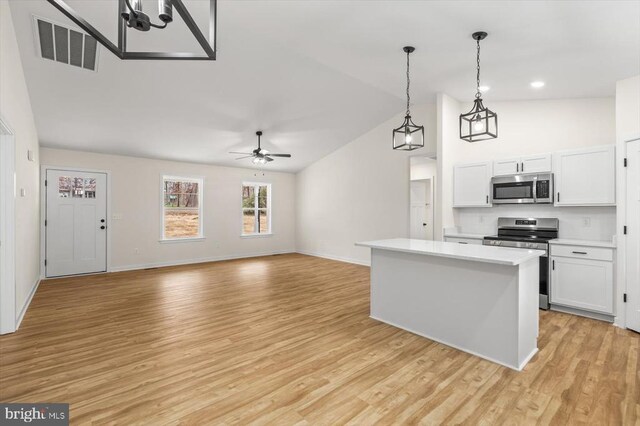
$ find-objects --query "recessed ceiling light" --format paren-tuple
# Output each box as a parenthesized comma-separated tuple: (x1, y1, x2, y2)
(479, 85, 490, 92)
(530, 81, 545, 88)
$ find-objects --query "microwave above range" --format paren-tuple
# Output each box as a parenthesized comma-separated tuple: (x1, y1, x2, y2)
(491, 173, 554, 204)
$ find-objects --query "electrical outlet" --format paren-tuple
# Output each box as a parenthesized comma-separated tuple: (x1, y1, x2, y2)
(112, 213, 123, 220)
(582, 217, 591, 227)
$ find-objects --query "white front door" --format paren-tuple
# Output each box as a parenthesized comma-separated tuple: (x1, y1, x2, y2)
(626, 139, 640, 333)
(46, 169, 107, 277)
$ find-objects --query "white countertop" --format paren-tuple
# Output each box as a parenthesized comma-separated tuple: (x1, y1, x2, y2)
(356, 238, 545, 266)
(549, 238, 616, 248)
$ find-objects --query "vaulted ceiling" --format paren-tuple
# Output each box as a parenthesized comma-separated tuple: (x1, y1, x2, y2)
(9, 0, 640, 172)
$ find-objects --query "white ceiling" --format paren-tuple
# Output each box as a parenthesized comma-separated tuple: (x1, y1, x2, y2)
(9, 0, 640, 172)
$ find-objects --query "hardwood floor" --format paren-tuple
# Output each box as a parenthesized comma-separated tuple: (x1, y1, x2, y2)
(1, 253, 638, 425)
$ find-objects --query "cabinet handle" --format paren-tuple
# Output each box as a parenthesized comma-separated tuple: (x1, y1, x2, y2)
(552, 260, 555, 270)
(572, 251, 588, 255)
(557, 192, 560, 202)
(516, 163, 519, 172)
(458, 242, 468, 244)
(486, 195, 489, 204)
(521, 162, 524, 172)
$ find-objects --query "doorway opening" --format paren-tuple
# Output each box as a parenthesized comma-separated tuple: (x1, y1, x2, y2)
(0, 117, 16, 334)
(410, 156, 437, 241)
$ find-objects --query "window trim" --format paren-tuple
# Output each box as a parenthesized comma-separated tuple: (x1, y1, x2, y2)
(241, 182, 272, 237)
(160, 174, 204, 242)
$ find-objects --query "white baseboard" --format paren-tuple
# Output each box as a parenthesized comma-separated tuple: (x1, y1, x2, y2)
(296, 250, 370, 267)
(110, 249, 296, 273)
(550, 304, 614, 323)
(16, 278, 41, 330)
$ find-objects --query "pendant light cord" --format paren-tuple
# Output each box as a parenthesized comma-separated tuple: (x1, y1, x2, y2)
(476, 38, 481, 99)
(406, 49, 411, 116)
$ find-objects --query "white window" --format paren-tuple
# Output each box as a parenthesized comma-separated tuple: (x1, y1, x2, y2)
(242, 183, 271, 236)
(161, 176, 203, 240)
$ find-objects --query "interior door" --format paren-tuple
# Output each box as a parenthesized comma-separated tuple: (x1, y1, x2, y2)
(46, 169, 107, 277)
(410, 181, 428, 239)
(626, 139, 640, 332)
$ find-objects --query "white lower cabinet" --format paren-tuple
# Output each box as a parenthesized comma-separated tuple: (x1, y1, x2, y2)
(550, 245, 614, 315)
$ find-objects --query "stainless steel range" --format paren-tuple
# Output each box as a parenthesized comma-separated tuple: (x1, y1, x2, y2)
(483, 217, 559, 309)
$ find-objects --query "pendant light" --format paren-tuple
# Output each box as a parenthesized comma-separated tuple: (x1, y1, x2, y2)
(393, 46, 424, 151)
(46, 0, 217, 60)
(459, 32, 498, 142)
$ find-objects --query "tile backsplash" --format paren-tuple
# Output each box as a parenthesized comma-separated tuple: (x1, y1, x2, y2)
(455, 205, 616, 242)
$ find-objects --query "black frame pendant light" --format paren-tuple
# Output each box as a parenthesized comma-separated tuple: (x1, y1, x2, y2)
(46, 0, 217, 60)
(459, 32, 497, 142)
(393, 46, 424, 151)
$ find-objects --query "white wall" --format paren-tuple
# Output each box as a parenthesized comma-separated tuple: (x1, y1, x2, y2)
(451, 97, 616, 163)
(410, 156, 437, 181)
(437, 94, 461, 238)
(0, 0, 41, 322)
(40, 148, 296, 271)
(439, 96, 617, 241)
(296, 104, 437, 265)
(616, 76, 640, 141)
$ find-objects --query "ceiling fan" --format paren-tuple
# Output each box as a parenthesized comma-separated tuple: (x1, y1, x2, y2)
(230, 131, 292, 165)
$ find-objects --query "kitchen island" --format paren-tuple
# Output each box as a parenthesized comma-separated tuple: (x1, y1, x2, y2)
(355, 238, 545, 371)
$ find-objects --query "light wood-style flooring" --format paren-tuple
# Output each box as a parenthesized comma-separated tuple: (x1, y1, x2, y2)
(1, 254, 638, 424)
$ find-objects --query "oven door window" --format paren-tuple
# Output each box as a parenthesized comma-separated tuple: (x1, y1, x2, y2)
(493, 182, 534, 200)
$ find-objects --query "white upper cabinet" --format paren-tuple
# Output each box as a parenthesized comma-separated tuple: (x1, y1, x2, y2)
(554, 145, 615, 206)
(453, 162, 492, 207)
(493, 158, 520, 176)
(521, 153, 552, 174)
(493, 153, 552, 176)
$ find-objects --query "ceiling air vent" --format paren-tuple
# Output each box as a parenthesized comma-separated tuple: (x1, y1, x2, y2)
(34, 16, 98, 71)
